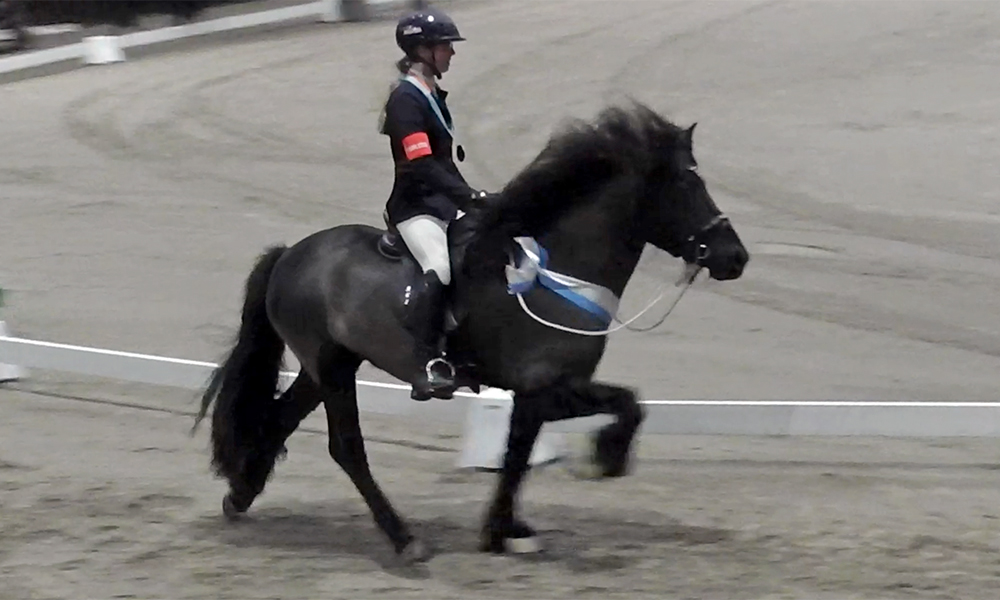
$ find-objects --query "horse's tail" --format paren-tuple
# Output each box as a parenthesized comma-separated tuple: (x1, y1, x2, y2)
(192, 245, 288, 482)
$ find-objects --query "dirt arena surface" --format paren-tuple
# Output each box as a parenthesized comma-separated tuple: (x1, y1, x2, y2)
(2, 0, 1000, 597)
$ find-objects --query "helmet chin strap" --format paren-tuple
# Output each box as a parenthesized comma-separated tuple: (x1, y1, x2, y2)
(419, 60, 442, 80)
(408, 50, 442, 80)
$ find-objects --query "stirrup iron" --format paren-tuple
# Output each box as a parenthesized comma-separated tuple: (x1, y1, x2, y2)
(426, 356, 456, 381)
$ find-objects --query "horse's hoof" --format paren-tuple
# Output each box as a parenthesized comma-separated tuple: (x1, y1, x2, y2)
(505, 535, 543, 554)
(479, 534, 544, 555)
(479, 520, 542, 555)
(222, 494, 245, 521)
(399, 538, 431, 564)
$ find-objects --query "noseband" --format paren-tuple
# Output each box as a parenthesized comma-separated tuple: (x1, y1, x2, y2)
(681, 213, 730, 265)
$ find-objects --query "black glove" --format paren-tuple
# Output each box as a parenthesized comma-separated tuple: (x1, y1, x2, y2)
(470, 190, 501, 208)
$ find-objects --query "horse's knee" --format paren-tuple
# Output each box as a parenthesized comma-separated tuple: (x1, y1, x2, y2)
(623, 397, 645, 430)
(606, 387, 643, 430)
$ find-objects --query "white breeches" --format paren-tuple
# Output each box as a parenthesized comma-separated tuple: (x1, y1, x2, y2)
(396, 214, 451, 285)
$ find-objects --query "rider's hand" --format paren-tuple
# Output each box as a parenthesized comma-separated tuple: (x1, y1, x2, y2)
(462, 190, 497, 232)
(471, 189, 500, 207)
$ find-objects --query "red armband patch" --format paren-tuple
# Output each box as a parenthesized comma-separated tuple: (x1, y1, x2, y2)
(402, 132, 432, 160)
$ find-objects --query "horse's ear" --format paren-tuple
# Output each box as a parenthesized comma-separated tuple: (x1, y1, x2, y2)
(683, 122, 697, 148)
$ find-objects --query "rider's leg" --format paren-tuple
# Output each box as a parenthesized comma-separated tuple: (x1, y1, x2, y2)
(395, 214, 451, 284)
(395, 214, 455, 400)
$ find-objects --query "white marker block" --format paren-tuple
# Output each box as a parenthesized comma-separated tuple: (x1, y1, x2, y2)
(456, 387, 565, 470)
(0, 321, 26, 383)
(82, 35, 125, 66)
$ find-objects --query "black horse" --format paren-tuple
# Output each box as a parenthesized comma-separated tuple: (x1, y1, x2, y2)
(194, 102, 749, 562)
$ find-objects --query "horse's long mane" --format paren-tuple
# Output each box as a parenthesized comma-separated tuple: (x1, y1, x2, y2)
(480, 101, 689, 238)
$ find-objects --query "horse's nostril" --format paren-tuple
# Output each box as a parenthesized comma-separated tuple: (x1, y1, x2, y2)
(737, 249, 749, 267)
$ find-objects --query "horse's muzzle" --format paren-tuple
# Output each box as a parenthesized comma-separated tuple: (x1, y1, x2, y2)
(706, 244, 749, 281)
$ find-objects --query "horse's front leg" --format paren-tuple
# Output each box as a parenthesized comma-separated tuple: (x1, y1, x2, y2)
(570, 381, 645, 479)
(479, 393, 545, 554)
(479, 380, 645, 554)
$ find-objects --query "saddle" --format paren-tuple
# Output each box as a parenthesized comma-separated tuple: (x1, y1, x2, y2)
(376, 210, 406, 260)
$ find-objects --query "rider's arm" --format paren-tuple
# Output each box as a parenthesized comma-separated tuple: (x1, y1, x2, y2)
(387, 92, 479, 209)
(409, 153, 479, 210)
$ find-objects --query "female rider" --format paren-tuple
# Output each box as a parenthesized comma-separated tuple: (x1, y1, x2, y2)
(380, 8, 488, 401)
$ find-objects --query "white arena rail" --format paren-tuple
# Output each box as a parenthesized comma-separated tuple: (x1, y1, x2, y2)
(2, 334, 999, 438)
(0, 0, 415, 75)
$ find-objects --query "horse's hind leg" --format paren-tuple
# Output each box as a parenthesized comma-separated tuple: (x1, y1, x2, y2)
(480, 380, 644, 554)
(319, 347, 427, 563)
(223, 373, 324, 518)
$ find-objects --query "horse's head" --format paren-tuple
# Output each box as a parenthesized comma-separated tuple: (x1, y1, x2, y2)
(641, 122, 749, 281)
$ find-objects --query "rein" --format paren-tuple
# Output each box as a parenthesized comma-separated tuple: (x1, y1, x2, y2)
(514, 263, 702, 337)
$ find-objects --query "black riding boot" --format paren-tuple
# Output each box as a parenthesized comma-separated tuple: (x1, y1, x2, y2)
(406, 271, 456, 401)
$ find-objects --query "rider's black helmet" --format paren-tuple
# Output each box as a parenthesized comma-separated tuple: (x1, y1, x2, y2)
(395, 8, 466, 58)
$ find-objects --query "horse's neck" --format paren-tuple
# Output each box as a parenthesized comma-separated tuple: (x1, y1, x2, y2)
(537, 187, 644, 297)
